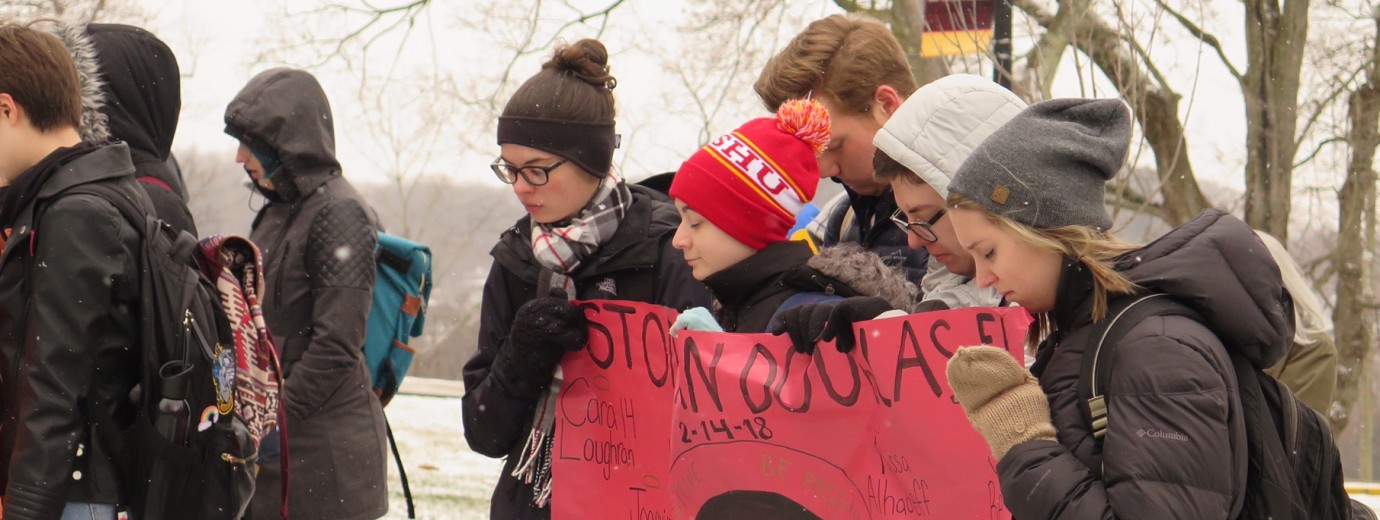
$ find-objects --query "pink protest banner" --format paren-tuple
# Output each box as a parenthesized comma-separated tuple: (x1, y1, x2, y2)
(554, 301, 1032, 519)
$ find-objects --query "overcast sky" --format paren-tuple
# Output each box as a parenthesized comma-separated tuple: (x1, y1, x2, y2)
(134, 0, 1363, 226)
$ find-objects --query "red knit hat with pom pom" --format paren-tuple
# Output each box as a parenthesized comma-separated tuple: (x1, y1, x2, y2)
(670, 99, 828, 250)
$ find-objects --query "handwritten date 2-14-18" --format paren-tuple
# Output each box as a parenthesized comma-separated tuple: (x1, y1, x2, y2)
(678, 417, 773, 443)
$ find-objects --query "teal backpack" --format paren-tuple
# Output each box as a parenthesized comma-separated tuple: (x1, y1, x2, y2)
(367, 232, 433, 406)
(369, 232, 433, 518)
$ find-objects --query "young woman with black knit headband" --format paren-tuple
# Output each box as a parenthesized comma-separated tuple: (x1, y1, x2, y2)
(459, 38, 709, 519)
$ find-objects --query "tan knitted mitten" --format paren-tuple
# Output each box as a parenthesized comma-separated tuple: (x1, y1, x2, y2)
(946, 346, 1057, 459)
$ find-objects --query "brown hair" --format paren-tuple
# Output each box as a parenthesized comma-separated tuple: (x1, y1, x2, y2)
(872, 149, 921, 184)
(947, 192, 1141, 346)
(502, 39, 617, 123)
(755, 14, 916, 114)
(0, 23, 82, 132)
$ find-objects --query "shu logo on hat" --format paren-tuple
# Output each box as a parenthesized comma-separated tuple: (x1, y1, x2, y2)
(706, 133, 807, 218)
(991, 185, 1011, 205)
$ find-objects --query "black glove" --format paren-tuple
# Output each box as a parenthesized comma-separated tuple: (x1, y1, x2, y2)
(770, 296, 893, 354)
(494, 290, 589, 398)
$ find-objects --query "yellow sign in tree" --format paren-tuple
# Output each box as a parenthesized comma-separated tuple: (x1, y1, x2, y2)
(920, 0, 995, 58)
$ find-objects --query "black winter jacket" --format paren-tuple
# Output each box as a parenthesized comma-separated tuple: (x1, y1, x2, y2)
(705, 241, 921, 333)
(462, 185, 710, 520)
(225, 68, 389, 520)
(705, 241, 816, 333)
(997, 210, 1293, 519)
(0, 144, 143, 520)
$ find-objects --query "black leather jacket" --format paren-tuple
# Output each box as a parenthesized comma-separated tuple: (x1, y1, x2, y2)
(0, 144, 143, 519)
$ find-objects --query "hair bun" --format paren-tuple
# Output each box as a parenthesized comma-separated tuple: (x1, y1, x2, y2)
(544, 39, 617, 90)
(776, 98, 831, 156)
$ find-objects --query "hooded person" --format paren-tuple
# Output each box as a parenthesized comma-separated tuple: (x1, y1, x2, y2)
(668, 98, 917, 340)
(48, 22, 197, 237)
(224, 67, 389, 520)
(1253, 230, 1340, 415)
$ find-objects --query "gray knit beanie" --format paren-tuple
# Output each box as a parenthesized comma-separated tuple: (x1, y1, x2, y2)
(948, 98, 1131, 231)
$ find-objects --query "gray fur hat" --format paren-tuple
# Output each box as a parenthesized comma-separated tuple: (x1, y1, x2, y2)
(948, 98, 1131, 231)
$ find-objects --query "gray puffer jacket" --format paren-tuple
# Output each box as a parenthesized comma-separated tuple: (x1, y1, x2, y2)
(998, 209, 1293, 519)
(225, 68, 388, 520)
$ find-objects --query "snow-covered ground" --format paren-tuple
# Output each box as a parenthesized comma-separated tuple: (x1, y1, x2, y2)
(383, 394, 501, 519)
(389, 391, 1379, 518)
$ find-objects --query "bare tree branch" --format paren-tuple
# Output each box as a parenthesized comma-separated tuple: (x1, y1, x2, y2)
(323, 0, 430, 63)
(1013, 0, 1212, 226)
(1149, 0, 1244, 82)
(1294, 136, 1347, 169)
(549, 0, 626, 39)
(1018, 0, 1066, 99)
(1297, 66, 1366, 147)
(1114, 7, 1174, 92)
(1107, 179, 1169, 227)
(833, 0, 885, 18)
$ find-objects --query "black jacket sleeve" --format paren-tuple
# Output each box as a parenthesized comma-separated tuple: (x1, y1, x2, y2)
(286, 199, 377, 418)
(997, 315, 1242, 519)
(4, 196, 131, 520)
(462, 260, 540, 458)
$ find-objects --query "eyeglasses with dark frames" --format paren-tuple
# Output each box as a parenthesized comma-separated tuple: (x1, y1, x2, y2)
(490, 157, 568, 186)
(889, 207, 946, 243)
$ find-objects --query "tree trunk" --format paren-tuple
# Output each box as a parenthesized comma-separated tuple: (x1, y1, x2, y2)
(1023, 0, 1089, 100)
(1330, 13, 1380, 435)
(891, 0, 952, 87)
(1241, 0, 1310, 241)
(1011, 0, 1211, 226)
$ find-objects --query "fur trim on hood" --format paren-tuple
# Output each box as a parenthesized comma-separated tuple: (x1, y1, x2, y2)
(43, 22, 110, 143)
(787, 243, 919, 311)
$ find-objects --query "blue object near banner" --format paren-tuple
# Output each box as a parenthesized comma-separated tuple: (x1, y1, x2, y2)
(367, 232, 433, 406)
(788, 202, 820, 237)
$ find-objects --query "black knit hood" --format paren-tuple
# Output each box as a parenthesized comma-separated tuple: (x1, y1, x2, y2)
(45, 22, 196, 236)
(48, 23, 180, 161)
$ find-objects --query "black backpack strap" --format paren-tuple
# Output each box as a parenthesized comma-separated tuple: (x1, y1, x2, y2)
(384, 413, 416, 518)
(1078, 293, 1203, 441)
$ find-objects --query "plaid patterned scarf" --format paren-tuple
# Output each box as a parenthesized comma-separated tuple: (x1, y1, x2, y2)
(529, 176, 632, 295)
(514, 176, 631, 507)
